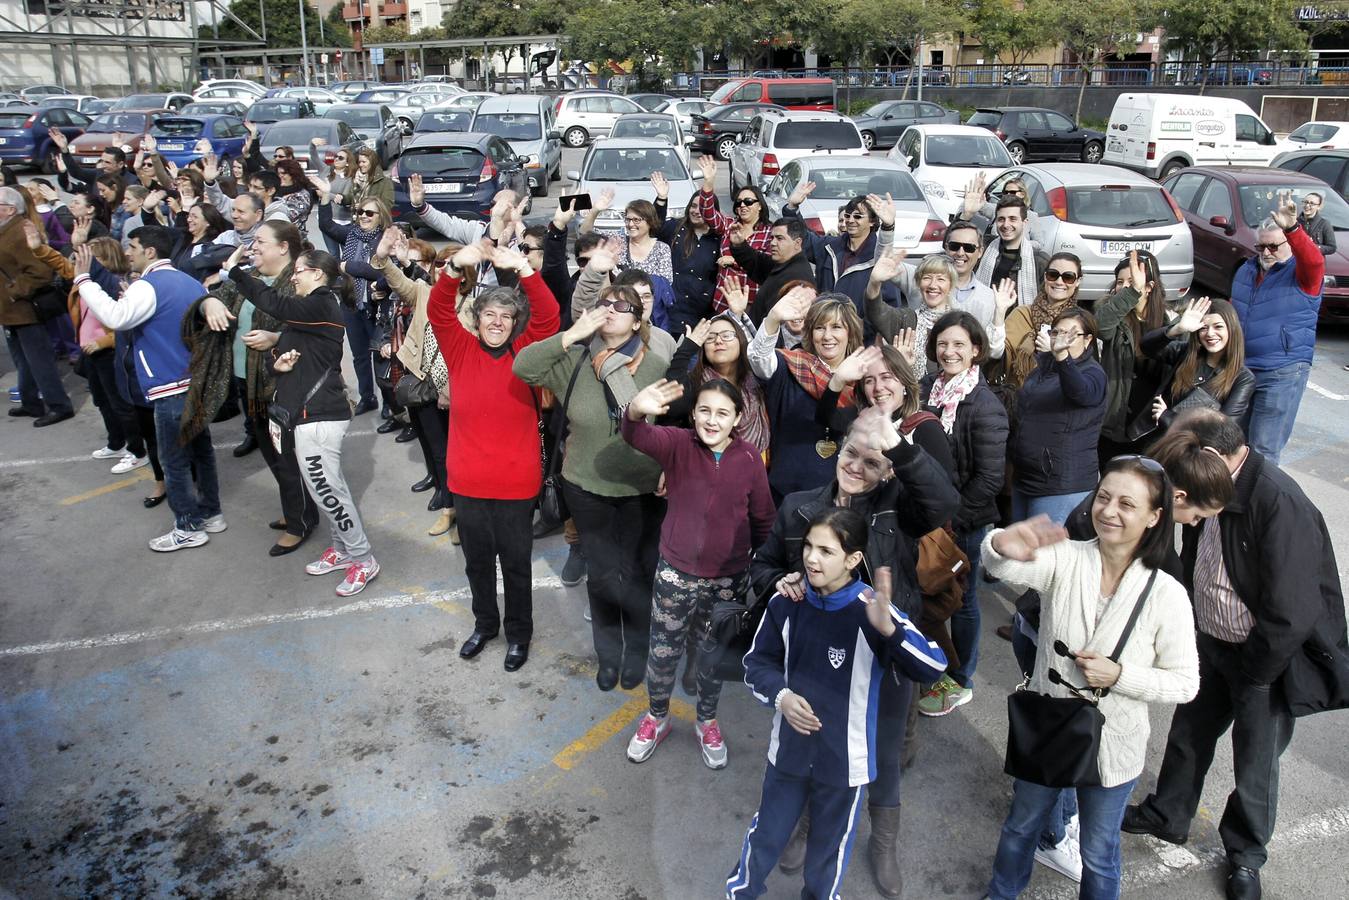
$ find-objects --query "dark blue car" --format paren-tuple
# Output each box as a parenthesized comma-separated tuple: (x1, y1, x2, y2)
(150, 115, 249, 166)
(0, 105, 90, 171)
(389, 132, 529, 228)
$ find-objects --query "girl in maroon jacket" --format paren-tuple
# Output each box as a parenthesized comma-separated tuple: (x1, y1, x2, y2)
(619, 377, 776, 770)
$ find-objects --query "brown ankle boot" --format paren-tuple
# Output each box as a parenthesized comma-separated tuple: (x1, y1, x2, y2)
(867, 804, 903, 899)
(777, 810, 809, 874)
(428, 509, 453, 536)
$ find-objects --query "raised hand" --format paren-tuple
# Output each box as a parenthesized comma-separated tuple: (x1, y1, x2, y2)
(865, 192, 896, 228)
(685, 318, 712, 347)
(769, 284, 814, 328)
(787, 179, 817, 208)
(310, 136, 326, 147)
(891, 327, 918, 368)
(46, 127, 68, 152)
(853, 404, 900, 453)
(71, 214, 92, 246)
(72, 244, 94, 277)
(1034, 324, 1052, 354)
(960, 171, 987, 218)
(834, 345, 883, 385)
(994, 277, 1018, 313)
(697, 154, 717, 185)
(863, 565, 897, 637)
(272, 349, 301, 373)
(1151, 394, 1168, 423)
(1172, 296, 1212, 335)
(223, 242, 251, 272)
(871, 247, 907, 284)
(562, 305, 608, 348)
(588, 237, 620, 273)
(991, 514, 1069, 562)
(375, 226, 401, 261)
(723, 275, 749, 317)
(141, 134, 157, 154)
(552, 200, 577, 230)
(22, 220, 42, 251)
(1124, 249, 1151, 294)
(145, 189, 167, 210)
(627, 378, 685, 419)
(727, 219, 750, 246)
(492, 244, 530, 273)
(450, 239, 491, 271)
(201, 153, 219, 182)
(650, 170, 669, 199)
(1271, 190, 1298, 231)
(594, 187, 615, 211)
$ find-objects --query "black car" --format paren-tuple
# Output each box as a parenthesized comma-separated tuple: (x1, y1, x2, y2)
(690, 102, 786, 161)
(1274, 148, 1349, 203)
(323, 103, 408, 168)
(390, 132, 530, 232)
(967, 107, 1105, 164)
(850, 99, 960, 150)
(245, 98, 317, 128)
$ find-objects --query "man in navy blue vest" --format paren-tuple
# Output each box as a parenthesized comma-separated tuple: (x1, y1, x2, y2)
(1229, 191, 1324, 465)
(72, 226, 226, 552)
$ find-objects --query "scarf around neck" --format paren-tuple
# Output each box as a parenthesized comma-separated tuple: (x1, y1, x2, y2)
(778, 348, 855, 406)
(589, 332, 646, 412)
(343, 224, 381, 308)
(976, 237, 1040, 317)
(1010, 294, 1074, 386)
(913, 302, 951, 377)
(928, 364, 981, 433)
(703, 367, 770, 452)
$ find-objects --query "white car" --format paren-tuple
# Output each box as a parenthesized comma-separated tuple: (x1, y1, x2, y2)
(408, 82, 464, 97)
(1274, 121, 1349, 162)
(554, 91, 644, 147)
(729, 110, 867, 192)
(387, 93, 450, 130)
(192, 81, 265, 105)
(566, 137, 700, 231)
(887, 124, 1012, 221)
(655, 97, 714, 134)
(433, 91, 499, 111)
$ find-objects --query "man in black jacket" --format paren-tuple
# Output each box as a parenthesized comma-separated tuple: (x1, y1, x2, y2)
(1123, 409, 1348, 900)
(729, 217, 815, 325)
(47, 127, 139, 189)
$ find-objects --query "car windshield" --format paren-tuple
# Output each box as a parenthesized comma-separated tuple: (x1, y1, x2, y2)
(1239, 183, 1349, 230)
(252, 102, 300, 119)
(263, 122, 328, 143)
(1287, 123, 1341, 143)
(610, 119, 678, 143)
(924, 134, 1012, 166)
(1066, 187, 1178, 227)
(799, 167, 923, 201)
(87, 113, 149, 133)
(417, 110, 473, 132)
(966, 111, 1003, 128)
(773, 121, 862, 150)
(585, 147, 686, 181)
(113, 94, 166, 109)
(326, 108, 382, 129)
(150, 119, 205, 137)
(473, 113, 540, 140)
(709, 82, 741, 103)
(399, 148, 484, 176)
(0, 113, 31, 128)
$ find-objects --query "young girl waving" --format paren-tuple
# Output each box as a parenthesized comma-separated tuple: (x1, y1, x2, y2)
(727, 508, 947, 900)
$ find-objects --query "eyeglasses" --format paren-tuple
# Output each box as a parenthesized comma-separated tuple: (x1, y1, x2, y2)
(623, 217, 644, 225)
(733, 197, 758, 208)
(597, 299, 637, 314)
(1048, 329, 1084, 340)
(1002, 189, 1024, 197)
(1045, 269, 1079, 285)
(1047, 640, 1107, 702)
(355, 209, 380, 218)
(842, 211, 869, 222)
(706, 330, 738, 345)
(1109, 453, 1165, 474)
(1255, 241, 1287, 253)
(944, 240, 978, 254)
(293, 266, 316, 275)
(140, 163, 156, 170)
(519, 244, 542, 253)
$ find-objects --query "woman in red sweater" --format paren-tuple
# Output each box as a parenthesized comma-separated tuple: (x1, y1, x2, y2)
(426, 239, 560, 673)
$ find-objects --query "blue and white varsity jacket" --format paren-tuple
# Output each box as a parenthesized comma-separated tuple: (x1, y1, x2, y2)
(744, 578, 947, 787)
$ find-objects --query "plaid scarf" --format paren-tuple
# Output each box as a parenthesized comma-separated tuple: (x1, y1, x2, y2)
(1009, 294, 1074, 387)
(779, 349, 855, 406)
(589, 332, 646, 411)
(928, 364, 981, 433)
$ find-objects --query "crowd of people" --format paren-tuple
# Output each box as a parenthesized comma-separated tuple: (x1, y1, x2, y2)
(1, 130, 1346, 900)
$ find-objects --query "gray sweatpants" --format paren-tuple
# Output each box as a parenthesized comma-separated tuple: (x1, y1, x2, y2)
(294, 420, 373, 563)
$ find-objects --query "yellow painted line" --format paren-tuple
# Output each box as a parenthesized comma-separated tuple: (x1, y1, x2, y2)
(552, 697, 646, 770)
(59, 470, 152, 506)
(433, 600, 470, 615)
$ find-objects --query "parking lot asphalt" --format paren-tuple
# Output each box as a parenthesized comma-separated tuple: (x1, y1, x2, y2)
(2, 149, 1348, 900)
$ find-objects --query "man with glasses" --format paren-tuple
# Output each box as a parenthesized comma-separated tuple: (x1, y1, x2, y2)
(1229, 192, 1324, 464)
(1297, 191, 1336, 256)
(728, 217, 815, 324)
(0, 186, 76, 427)
(47, 127, 139, 188)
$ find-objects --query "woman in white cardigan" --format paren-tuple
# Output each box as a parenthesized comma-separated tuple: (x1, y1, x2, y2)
(981, 455, 1200, 900)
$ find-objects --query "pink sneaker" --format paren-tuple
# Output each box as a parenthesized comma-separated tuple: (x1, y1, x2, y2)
(695, 719, 728, 769)
(305, 547, 351, 576)
(625, 713, 671, 763)
(336, 558, 379, 597)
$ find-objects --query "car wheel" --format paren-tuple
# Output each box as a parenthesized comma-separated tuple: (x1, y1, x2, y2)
(549, 164, 561, 182)
(1082, 141, 1103, 164)
(861, 130, 876, 151)
(1159, 160, 1186, 181)
(1006, 141, 1027, 164)
(716, 135, 737, 161)
(563, 126, 588, 148)
(530, 174, 547, 198)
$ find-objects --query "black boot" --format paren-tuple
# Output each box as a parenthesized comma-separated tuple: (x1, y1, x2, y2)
(411, 474, 436, 493)
(428, 489, 448, 511)
(778, 810, 809, 874)
(868, 804, 903, 899)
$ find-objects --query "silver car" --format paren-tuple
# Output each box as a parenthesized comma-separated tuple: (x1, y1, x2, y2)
(655, 98, 714, 134)
(973, 163, 1195, 302)
(763, 156, 947, 255)
(566, 137, 700, 231)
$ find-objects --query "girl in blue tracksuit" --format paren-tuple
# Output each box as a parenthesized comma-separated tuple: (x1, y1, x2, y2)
(727, 507, 948, 900)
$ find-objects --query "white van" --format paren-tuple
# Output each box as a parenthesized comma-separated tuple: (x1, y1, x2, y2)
(1102, 93, 1280, 180)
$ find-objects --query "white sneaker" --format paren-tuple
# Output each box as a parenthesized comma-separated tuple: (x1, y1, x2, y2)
(1066, 813, 1080, 842)
(202, 514, 228, 534)
(695, 719, 728, 770)
(110, 453, 149, 474)
(1034, 834, 1083, 883)
(335, 558, 379, 597)
(91, 446, 123, 460)
(148, 528, 209, 552)
(306, 546, 352, 575)
(626, 713, 671, 763)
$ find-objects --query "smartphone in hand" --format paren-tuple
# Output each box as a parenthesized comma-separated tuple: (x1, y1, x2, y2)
(560, 193, 593, 213)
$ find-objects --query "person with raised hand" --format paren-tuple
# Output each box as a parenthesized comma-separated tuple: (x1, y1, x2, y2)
(727, 212, 816, 325)
(660, 312, 770, 454)
(1003, 251, 1085, 390)
(1140, 296, 1254, 433)
(570, 233, 678, 359)
(696, 154, 773, 315)
(651, 168, 722, 334)
(618, 376, 774, 769)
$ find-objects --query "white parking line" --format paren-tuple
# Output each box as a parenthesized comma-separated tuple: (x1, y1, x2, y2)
(0, 429, 379, 469)
(0, 576, 563, 658)
(1307, 382, 1347, 401)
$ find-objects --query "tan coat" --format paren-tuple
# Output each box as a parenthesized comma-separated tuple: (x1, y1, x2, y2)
(0, 217, 53, 327)
(381, 257, 471, 382)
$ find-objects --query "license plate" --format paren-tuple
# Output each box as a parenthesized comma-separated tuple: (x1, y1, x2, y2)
(158, 143, 185, 151)
(423, 182, 463, 194)
(1101, 240, 1152, 254)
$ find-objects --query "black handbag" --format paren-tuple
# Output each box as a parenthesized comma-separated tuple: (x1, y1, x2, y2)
(266, 368, 333, 455)
(1004, 570, 1157, 788)
(535, 349, 589, 527)
(393, 344, 441, 409)
(28, 279, 69, 323)
(706, 585, 775, 682)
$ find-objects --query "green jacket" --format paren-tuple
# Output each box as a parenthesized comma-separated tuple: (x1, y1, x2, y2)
(512, 333, 666, 497)
(1094, 285, 1166, 442)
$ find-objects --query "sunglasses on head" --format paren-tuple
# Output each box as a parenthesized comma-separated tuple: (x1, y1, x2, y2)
(944, 240, 978, 254)
(1045, 268, 1079, 285)
(733, 197, 758, 208)
(1046, 641, 1107, 702)
(1109, 453, 1165, 474)
(598, 298, 637, 314)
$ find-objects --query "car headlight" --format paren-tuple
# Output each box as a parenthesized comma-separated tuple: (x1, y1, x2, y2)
(1326, 274, 1337, 288)
(919, 181, 947, 199)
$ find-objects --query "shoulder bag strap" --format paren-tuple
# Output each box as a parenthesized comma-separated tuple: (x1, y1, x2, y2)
(545, 348, 590, 476)
(297, 366, 336, 420)
(1107, 569, 1158, 663)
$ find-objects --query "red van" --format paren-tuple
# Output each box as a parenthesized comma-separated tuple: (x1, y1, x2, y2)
(708, 77, 837, 111)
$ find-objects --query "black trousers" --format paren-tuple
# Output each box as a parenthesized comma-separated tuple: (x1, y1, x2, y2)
(132, 404, 164, 483)
(562, 481, 663, 669)
(410, 403, 449, 491)
(236, 377, 255, 440)
(454, 494, 535, 643)
(252, 411, 320, 538)
(1135, 632, 1295, 869)
(86, 349, 145, 457)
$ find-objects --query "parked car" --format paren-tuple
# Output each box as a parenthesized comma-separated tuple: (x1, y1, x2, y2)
(469, 94, 561, 197)
(554, 91, 645, 147)
(764, 156, 947, 253)
(18, 84, 68, 99)
(67, 110, 168, 168)
(1274, 121, 1349, 160)
(1102, 93, 1279, 180)
(566, 138, 700, 231)
(415, 108, 475, 134)
(688, 101, 786, 161)
(655, 97, 714, 134)
(0, 99, 35, 110)
(0, 106, 89, 171)
(148, 115, 248, 166)
(259, 119, 358, 173)
(193, 80, 265, 99)
(409, 82, 465, 96)
(882, 68, 951, 87)
(109, 92, 194, 112)
(353, 88, 412, 105)
(1164, 165, 1349, 321)
(708, 77, 837, 111)
(728, 110, 867, 192)
(271, 87, 340, 116)
(626, 93, 676, 112)
(886, 124, 1013, 221)
(181, 100, 249, 119)
(191, 84, 261, 107)
(245, 98, 318, 129)
(1273, 148, 1349, 202)
(390, 132, 530, 225)
(83, 99, 114, 116)
(969, 164, 1195, 302)
(36, 95, 103, 114)
(609, 112, 689, 166)
(433, 91, 498, 111)
(386, 92, 452, 131)
(850, 99, 960, 150)
(323, 103, 406, 167)
(967, 107, 1106, 164)
(330, 80, 382, 99)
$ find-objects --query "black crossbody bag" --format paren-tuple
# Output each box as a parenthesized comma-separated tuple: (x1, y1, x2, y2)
(267, 369, 333, 455)
(1004, 569, 1157, 788)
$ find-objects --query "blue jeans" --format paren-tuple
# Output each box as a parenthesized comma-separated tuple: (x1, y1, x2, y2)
(1246, 361, 1310, 465)
(153, 391, 221, 531)
(5, 323, 73, 415)
(1010, 490, 1091, 526)
(949, 524, 989, 689)
(342, 305, 378, 405)
(988, 777, 1138, 900)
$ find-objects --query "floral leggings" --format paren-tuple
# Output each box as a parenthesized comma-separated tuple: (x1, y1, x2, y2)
(647, 558, 751, 723)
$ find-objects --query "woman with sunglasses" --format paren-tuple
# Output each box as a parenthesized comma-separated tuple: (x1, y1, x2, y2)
(309, 139, 358, 254)
(514, 285, 668, 692)
(1095, 250, 1171, 463)
(1004, 252, 1084, 389)
(695, 154, 773, 315)
(662, 313, 770, 454)
(980, 456, 1199, 900)
(916, 311, 1009, 718)
(652, 171, 720, 334)
(1139, 296, 1254, 433)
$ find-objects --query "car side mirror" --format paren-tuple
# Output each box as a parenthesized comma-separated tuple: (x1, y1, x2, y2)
(684, 134, 696, 145)
(547, 129, 561, 141)
(566, 169, 580, 181)
(1208, 215, 1233, 232)
(691, 170, 705, 180)
(882, 114, 894, 120)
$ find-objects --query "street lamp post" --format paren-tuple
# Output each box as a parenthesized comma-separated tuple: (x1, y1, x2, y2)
(299, 0, 311, 86)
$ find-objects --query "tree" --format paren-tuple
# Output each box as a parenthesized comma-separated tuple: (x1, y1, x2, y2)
(565, 0, 699, 86)
(1162, 0, 1305, 91)
(1053, 0, 1151, 119)
(837, 0, 971, 97)
(325, 5, 354, 47)
(972, 0, 1056, 101)
(201, 0, 350, 49)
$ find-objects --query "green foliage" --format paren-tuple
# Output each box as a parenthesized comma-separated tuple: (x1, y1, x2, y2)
(201, 0, 351, 48)
(565, 0, 700, 76)
(970, 0, 1056, 66)
(363, 23, 409, 45)
(1161, 0, 1306, 63)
